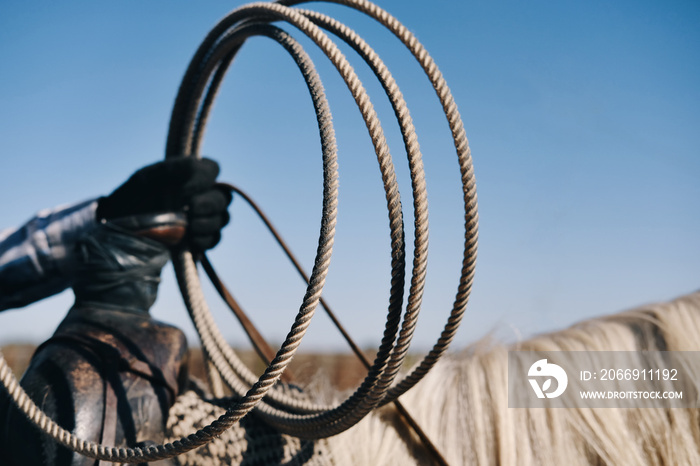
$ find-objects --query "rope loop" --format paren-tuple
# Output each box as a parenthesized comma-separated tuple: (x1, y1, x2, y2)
(0, 0, 477, 461)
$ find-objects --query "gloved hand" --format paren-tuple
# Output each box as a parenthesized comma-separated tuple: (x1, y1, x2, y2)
(96, 157, 232, 251)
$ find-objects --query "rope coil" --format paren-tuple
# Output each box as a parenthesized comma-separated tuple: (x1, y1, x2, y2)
(0, 0, 478, 462)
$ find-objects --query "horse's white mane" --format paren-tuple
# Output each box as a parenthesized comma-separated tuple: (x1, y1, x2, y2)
(327, 290, 700, 466)
(168, 290, 700, 465)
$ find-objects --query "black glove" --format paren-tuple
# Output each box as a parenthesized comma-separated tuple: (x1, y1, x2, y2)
(96, 157, 232, 251)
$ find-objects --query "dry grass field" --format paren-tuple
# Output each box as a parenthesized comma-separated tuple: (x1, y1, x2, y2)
(2, 344, 372, 392)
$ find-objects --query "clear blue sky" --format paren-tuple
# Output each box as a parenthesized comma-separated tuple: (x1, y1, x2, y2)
(1, 1, 698, 353)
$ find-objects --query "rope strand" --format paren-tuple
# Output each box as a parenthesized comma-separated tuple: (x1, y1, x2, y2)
(0, 0, 477, 462)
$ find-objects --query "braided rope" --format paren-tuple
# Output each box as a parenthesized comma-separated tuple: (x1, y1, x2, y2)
(180, 4, 410, 436)
(168, 17, 404, 429)
(175, 21, 338, 414)
(180, 0, 478, 434)
(0, 0, 477, 461)
(283, 0, 479, 405)
(300, 7, 429, 411)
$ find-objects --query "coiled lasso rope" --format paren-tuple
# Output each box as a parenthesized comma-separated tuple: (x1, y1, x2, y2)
(0, 0, 478, 462)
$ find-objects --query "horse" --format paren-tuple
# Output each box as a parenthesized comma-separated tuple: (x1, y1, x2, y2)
(165, 290, 700, 465)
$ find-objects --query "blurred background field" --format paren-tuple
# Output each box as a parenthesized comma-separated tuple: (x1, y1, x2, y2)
(2, 344, 379, 392)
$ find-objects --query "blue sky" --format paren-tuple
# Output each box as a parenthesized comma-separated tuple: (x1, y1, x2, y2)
(1, 1, 698, 353)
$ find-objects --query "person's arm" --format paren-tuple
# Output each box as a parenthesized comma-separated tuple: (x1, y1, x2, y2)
(0, 199, 98, 311)
(0, 157, 231, 312)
